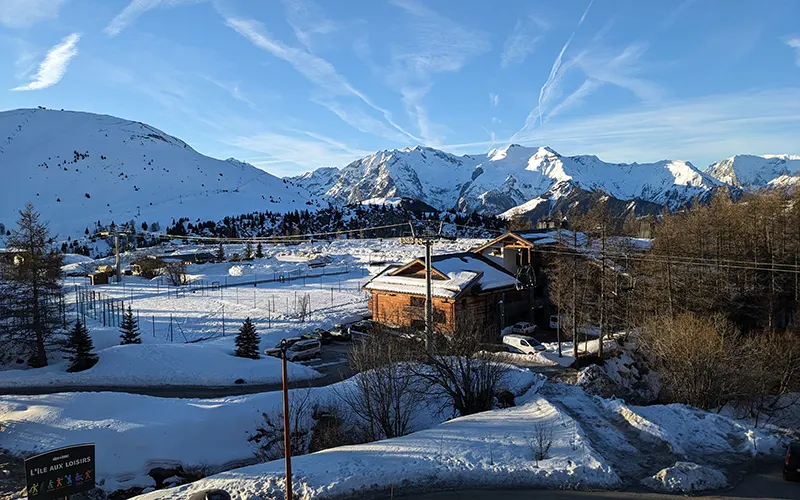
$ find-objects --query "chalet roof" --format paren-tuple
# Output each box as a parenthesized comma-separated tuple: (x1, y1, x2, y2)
(474, 230, 651, 253)
(364, 252, 518, 299)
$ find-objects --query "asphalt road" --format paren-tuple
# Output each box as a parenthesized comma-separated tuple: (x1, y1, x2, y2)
(1, 341, 354, 398)
(396, 466, 799, 500)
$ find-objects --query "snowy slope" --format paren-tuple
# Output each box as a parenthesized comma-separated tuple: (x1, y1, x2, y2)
(291, 144, 721, 215)
(705, 154, 800, 189)
(0, 108, 317, 238)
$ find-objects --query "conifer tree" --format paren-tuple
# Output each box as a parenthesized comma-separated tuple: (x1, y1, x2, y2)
(235, 317, 260, 359)
(64, 320, 98, 372)
(255, 242, 264, 259)
(244, 240, 254, 260)
(215, 242, 225, 262)
(119, 305, 142, 344)
(3, 203, 64, 367)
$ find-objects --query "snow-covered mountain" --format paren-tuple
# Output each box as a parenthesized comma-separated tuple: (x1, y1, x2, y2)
(0, 108, 317, 238)
(291, 144, 722, 217)
(705, 154, 800, 190)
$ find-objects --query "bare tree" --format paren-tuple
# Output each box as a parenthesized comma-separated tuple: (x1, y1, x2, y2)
(248, 390, 313, 462)
(163, 261, 187, 286)
(334, 330, 422, 440)
(410, 316, 511, 417)
(528, 423, 554, 465)
(295, 293, 310, 322)
(639, 313, 745, 410)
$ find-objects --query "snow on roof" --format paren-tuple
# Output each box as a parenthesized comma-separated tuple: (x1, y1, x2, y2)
(365, 253, 518, 298)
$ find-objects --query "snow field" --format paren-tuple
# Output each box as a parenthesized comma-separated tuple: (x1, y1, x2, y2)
(4, 239, 487, 388)
(0, 367, 540, 493)
(136, 391, 621, 500)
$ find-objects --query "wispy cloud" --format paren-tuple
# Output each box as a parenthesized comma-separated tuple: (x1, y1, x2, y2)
(489, 93, 499, 107)
(662, 0, 697, 29)
(578, 0, 595, 26)
(282, 0, 337, 51)
(500, 15, 547, 68)
(12, 33, 81, 91)
(0, 0, 63, 28)
(388, 0, 491, 145)
(787, 37, 800, 66)
(492, 89, 800, 168)
(223, 15, 419, 143)
(105, 0, 201, 36)
(199, 75, 259, 109)
(227, 130, 372, 176)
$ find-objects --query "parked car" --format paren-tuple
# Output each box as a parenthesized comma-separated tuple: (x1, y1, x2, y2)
(549, 314, 559, 330)
(784, 441, 800, 481)
(285, 339, 322, 362)
(330, 323, 351, 341)
(503, 334, 546, 354)
(302, 328, 333, 344)
(348, 320, 373, 338)
(511, 321, 537, 335)
(263, 337, 303, 357)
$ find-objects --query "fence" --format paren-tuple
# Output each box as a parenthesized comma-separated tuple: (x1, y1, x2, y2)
(71, 262, 371, 343)
(74, 284, 128, 328)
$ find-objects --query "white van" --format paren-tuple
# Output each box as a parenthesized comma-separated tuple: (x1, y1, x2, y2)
(285, 339, 322, 361)
(503, 334, 546, 354)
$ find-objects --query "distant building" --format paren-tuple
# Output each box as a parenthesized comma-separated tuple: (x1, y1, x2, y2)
(88, 271, 109, 285)
(364, 252, 529, 335)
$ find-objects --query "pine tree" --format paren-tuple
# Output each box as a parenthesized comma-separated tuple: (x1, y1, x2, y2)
(235, 317, 260, 359)
(3, 203, 64, 367)
(244, 240, 254, 260)
(255, 242, 264, 259)
(64, 320, 98, 372)
(119, 305, 142, 344)
(215, 242, 225, 262)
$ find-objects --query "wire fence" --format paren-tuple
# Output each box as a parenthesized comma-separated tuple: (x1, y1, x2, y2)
(72, 263, 371, 343)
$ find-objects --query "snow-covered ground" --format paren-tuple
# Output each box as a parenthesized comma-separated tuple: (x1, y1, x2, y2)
(1, 239, 484, 388)
(641, 462, 728, 493)
(0, 366, 540, 493)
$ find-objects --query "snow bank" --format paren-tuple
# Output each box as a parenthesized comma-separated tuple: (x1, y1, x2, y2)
(599, 399, 784, 459)
(0, 342, 320, 389)
(641, 462, 727, 493)
(0, 366, 540, 493)
(136, 394, 621, 500)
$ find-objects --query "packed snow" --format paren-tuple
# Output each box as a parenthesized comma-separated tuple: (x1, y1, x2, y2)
(641, 462, 728, 493)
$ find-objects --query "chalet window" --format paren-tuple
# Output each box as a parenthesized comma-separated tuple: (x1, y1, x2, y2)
(490, 247, 502, 257)
(410, 296, 425, 307)
(433, 309, 446, 324)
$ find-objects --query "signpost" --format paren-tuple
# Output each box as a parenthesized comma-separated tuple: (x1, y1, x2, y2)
(24, 444, 95, 500)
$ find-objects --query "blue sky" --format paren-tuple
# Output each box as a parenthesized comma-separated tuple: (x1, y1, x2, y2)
(1, 0, 799, 176)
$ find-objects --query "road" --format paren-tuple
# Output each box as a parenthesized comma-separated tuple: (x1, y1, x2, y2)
(1, 342, 354, 398)
(397, 466, 798, 500)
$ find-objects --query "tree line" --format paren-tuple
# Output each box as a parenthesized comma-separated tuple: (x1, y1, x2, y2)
(547, 191, 800, 418)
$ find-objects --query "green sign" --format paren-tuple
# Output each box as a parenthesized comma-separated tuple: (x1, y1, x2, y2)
(24, 444, 95, 500)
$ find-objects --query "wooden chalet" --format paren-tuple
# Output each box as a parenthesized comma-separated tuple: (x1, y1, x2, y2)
(364, 252, 529, 335)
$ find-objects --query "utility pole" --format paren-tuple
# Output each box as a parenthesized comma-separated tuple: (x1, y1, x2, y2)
(280, 339, 293, 500)
(409, 221, 441, 353)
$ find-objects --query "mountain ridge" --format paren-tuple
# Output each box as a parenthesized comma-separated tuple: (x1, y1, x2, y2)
(0, 108, 317, 238)
(290, 143, 726, 217)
